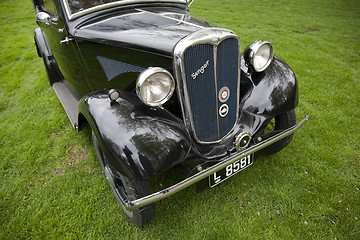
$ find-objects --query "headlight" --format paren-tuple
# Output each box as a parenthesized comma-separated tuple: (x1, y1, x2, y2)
(244, 40, 274, 72)
(136, 67, 175, 107)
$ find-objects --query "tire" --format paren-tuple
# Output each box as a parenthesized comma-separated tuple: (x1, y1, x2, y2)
(262, 110, 296, 155)
(92, 132, 156, 226)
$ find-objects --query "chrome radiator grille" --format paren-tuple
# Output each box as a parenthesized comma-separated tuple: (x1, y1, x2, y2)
(174, 28, 240, 143)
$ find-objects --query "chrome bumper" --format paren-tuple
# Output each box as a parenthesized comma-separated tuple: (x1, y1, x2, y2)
(124, 114, 309, 210)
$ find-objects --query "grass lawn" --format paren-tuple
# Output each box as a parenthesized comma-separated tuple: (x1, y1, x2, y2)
(1, 0, 359, 239)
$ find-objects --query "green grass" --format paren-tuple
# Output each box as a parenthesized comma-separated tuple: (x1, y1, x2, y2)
(1, 0, 359, 239)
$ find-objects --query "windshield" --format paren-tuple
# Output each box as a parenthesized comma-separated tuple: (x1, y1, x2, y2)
(67, 0, 117, 13)
(64, 0, 187, 19)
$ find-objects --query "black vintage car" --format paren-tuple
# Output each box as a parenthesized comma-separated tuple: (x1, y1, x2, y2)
(32, 0, 308, 226)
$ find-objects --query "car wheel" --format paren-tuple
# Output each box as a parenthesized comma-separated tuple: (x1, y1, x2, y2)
(261, 110, 296, 155)
(92, 132, 156, 226)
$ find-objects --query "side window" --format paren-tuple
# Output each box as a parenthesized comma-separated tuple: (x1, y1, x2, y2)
(43, 0, 56, 15)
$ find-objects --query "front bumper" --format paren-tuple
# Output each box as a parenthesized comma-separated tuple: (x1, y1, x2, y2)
(123, 114, 309, 210)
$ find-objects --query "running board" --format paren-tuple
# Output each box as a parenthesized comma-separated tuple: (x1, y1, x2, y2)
(52, 81, 80, 130)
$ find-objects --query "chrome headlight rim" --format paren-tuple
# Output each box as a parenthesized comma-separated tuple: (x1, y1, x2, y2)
(244, 40, 274, 72)
(136, 67, 175, 107)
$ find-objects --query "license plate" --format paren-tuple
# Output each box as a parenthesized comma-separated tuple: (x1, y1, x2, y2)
(209, 154, 253, 187)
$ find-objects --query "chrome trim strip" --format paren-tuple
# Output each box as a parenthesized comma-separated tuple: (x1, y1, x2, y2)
(123, 114, 309, 210)
(62, 0, 187, 20)
(173, 28, 241, 144)
(213, 45, 220, 139)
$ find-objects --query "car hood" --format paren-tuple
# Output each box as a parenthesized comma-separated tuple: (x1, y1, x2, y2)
(74, 7, 210, 56)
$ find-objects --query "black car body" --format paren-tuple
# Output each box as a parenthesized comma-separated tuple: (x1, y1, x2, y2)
(32, 0, 308, 226)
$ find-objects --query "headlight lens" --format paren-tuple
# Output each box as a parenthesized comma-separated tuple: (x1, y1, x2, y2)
(136, 67, 175, 107)
(244, 40, 274, 72)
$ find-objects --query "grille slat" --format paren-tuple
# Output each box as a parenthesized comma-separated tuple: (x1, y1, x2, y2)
(216, 38, 239, 138)
(174, 29, 240, 143)
(183, 44, 218, 142)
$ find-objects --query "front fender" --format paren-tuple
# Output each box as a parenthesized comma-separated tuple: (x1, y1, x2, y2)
(78, 90, 191, 180)
(237, 56, 299, 135)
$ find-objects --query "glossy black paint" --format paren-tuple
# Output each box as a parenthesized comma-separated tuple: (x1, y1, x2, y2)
(73, 6, 213, 95)
(237, 56, 298, 135)
(78, 91, 191, 179)
(187, 56, 298, 160)
(75, 8, 204, 56)
(34, 27, 62, 84)
(33, 0, 299, 180)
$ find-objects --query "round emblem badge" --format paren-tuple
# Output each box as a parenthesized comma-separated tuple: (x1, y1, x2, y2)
(219, 87, 230, 103)
(219, 104, 229, 117)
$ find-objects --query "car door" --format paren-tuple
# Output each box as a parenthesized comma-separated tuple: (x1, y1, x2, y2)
(34, 0, 93, 96)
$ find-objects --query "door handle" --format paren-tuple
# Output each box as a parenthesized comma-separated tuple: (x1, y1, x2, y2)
(60, 37, 73, 44)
